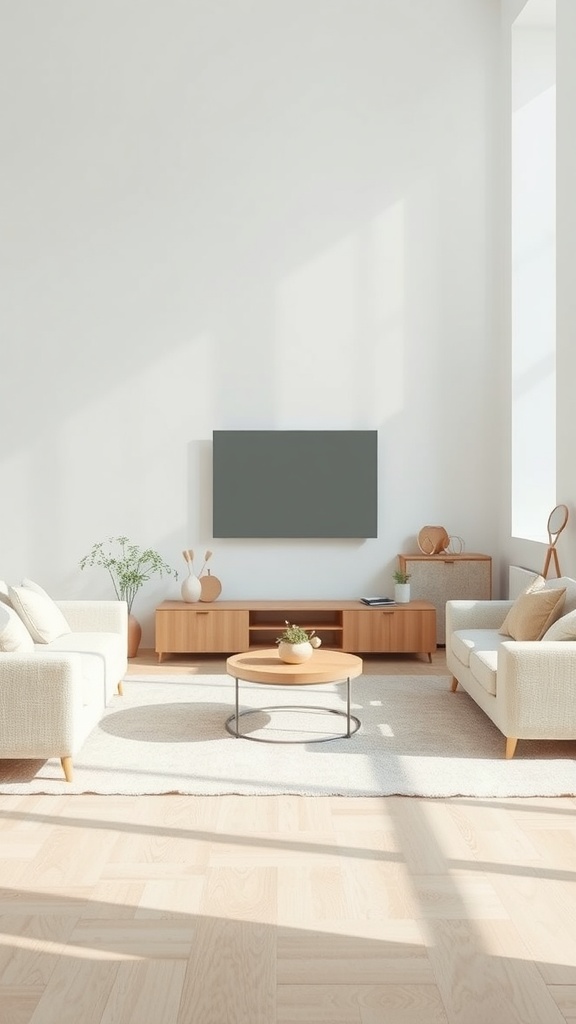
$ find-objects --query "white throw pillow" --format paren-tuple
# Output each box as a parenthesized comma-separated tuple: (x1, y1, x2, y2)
(0, 603, 35, 652)
(0, 580, 11, 607)
(541, 608, 576, 641)
(22, 577, 52, 598)
(8, 586, 71, 644)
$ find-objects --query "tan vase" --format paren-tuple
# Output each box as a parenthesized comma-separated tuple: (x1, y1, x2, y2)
(128, 613, 142, 659)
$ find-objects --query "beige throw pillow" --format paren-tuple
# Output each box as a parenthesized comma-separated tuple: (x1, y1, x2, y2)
(525, 574, 546, 594)
(8, 586, 71, 644)
(499, 587, 566, 641)
(541, 608, 576, 641)
(0, 603, 35, 652)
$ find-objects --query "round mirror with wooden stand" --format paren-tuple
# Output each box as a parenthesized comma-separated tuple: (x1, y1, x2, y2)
(542, 504, 569, 578)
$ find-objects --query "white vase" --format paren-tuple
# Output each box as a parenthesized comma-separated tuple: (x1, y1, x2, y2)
(181, 573, 202, 603)
(394, 583, 411, 604)
(278, 641, 313, 664)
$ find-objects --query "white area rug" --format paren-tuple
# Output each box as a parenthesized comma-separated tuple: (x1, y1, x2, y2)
(2, 673, 576, 797)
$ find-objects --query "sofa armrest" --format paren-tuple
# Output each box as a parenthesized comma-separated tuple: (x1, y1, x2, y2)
(0, 653, 85, 756)
(56, 600, 127, 640)
(446, 599, 513, 634)
(498, 640, 576, 731)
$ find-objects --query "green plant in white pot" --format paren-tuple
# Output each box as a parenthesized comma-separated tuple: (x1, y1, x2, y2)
(392, 569, 411, 604)
(276, 621, 322, 664)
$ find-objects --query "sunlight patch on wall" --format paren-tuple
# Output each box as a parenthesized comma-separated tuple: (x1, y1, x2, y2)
(371, 201, 405, 420)
(274, 233, 358, 424)
(511, 3, 556, 543)
(60, 331, 212, 539)
(274, 200, 405, 424)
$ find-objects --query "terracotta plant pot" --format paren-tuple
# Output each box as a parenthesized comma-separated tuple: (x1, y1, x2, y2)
(128, 613, 142, 659)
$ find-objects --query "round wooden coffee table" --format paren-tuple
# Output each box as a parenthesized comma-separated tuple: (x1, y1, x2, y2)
(225, 648, 363, 743)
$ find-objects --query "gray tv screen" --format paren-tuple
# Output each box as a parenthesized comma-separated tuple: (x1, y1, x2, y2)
(212, 430, 378, 538)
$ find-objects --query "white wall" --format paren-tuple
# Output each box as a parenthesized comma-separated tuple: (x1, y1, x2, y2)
(0, 1, 501, 644)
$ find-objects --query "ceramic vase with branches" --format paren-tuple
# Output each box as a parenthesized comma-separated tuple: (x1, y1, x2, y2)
(181, 549, 202, 602)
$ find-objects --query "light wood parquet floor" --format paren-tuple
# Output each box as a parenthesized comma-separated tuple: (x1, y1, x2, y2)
(1, 650, 576, 1023)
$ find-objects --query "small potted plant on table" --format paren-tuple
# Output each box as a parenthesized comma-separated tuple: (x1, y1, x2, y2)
(392, 569, 411, 604)
(276, 621, 322, 664)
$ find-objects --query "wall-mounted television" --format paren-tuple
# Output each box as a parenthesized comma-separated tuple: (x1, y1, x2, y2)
(212, 430, 378, 538)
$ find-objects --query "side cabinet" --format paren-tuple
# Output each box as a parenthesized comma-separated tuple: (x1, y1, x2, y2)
(398, 553, 492, 644)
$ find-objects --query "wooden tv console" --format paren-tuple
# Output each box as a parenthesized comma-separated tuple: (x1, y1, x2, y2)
(155, 599, 436, 662)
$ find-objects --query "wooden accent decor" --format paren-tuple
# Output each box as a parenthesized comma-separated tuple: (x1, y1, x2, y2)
(199, 573, 222, 602)
(542, 503, 569, 579)
(417, 525, 450, 555)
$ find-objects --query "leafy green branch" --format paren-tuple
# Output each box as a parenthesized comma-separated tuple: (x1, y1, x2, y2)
(79, 536, 178, 614)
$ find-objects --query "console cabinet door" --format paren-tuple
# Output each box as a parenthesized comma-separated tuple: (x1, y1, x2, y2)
(156, 609, 249, 655)
(342, 608, 435, 654)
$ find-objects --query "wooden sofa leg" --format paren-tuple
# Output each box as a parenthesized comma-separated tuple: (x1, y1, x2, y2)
(450, 677, 459, 692)
(117, 680, 124, 696)
(505, 737, 518, 759)
(61, 756, 73, 782)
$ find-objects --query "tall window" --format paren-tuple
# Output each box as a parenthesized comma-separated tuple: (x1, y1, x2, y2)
(511, 0, 556, 542)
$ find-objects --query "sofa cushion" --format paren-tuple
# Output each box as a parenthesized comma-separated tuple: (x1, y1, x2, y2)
(525, 574, 546, 593)
(543, 576, 576, 615)
(541, 607, 576, 641)
(499, 587, 566, 641)
(0, 603, 35, 652)
(9, 586, 72, 644)
(451, 628, 504, 667)
(22, 578, 54, 599)
(40, 631, 125, 702)
(469, 649, 498, 696)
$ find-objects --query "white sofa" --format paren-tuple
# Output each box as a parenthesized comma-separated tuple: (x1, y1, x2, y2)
(0, 598, 127, 781)
(446, 576, 576, 758)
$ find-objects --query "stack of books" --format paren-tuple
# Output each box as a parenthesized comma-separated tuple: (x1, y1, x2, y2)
(360, 596, 396, 606)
